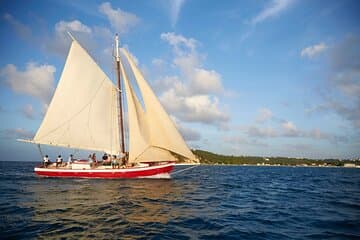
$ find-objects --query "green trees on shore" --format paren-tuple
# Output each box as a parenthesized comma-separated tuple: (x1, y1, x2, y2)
(192, 149, 359, 166)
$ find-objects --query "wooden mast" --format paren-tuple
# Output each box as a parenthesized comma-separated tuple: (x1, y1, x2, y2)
(115, 34, 125, 154)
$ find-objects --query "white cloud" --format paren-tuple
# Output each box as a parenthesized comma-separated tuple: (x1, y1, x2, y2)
(160, 32, 224, 95)
(152, 58, 165, 68)
(224, 135, 268, 147)
(46, 20, 95, 56)
(251, 0, 294, 25)
(310, 35, 360, 129)
(161, 32, 197, 54)
(0, 62, 56, 103)
(156, 0, 186, 28)
(155, 32, 228, 128)
(245, 121, 339, 142)
(55, 20, 92, 34)
(284, 143, 314, 152)
(306, 128, 330, 140)
(190, 68, 223, 94)
(281, 121, 300, 137)
(1, 128, 34, 139)
(161, 90, 228, 127)
(247, 126, 278, 138)
(3, 13, 32, 39)
(171, 116, 201, 141)
(256, 108, 273, 123)
(99, 2, 140, 33)
(21, 104, 35, 119)
(170, 0, 186, 27)
(301, 43, 328, 58)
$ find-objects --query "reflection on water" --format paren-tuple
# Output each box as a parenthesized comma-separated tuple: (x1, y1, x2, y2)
(24, 178, 196, 239)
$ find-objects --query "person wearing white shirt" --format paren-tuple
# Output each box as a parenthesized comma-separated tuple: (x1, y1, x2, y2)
(56, 155, 63, 168)
(43, 155, 50, 168)
(67, 154, 73, 166)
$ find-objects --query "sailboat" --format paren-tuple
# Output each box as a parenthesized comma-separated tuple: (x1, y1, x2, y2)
(19, 33, 196, 178)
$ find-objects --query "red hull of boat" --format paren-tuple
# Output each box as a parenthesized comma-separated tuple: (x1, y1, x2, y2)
(34, 163, 174, 178)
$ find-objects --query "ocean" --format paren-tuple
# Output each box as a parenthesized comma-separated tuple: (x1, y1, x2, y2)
(0, 161, 359, 239)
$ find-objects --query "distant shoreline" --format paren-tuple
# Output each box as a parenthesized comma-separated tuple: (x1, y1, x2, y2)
(191, 149, 360, 168)
(192, 163, 360, 168)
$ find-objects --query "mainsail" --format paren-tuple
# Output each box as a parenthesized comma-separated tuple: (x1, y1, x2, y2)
(32, 40, 121, 154)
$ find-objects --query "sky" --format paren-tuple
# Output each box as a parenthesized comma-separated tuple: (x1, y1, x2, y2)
(0, 0, 359, 160)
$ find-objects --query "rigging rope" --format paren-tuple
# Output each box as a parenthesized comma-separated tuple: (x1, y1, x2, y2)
(171, 165, 198, 175)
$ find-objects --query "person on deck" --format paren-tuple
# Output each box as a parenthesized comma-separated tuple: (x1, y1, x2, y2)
(56, 155, 63, 168)
(111, 155, 119, 169)
(67, 154, 73, 166)
(121, 157, 126, 167)
(91, 153, 97, 166)
(43, 155, 50, 168)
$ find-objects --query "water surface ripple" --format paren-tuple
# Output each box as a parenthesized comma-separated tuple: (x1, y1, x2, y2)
(0, 162, 359, 239)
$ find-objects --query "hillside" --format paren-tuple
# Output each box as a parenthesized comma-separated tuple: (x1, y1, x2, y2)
(192, 150, 359, 167)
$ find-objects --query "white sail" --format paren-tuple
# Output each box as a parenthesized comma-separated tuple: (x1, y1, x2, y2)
(121, 48, 196, 162)
(33, 40, 121, 154)
(120, 60, 149, 162)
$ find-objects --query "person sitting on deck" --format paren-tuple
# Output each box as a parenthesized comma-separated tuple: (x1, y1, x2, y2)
(121, 157, 126, 167)
(102, 153, 113, 166)
(111, 155, 119, 169)
(56, 155, 63, 168)
(43, 155, 50, 168)
(91, 153, 97, 167)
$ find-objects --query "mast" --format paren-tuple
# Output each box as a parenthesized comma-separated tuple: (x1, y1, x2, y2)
(115, 34, 125, 154)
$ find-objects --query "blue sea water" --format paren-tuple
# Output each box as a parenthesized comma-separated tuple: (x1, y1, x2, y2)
(0, 161, 359, 240)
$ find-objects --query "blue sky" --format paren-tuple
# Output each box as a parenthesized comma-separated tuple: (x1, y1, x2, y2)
(0, 0, 359, 160)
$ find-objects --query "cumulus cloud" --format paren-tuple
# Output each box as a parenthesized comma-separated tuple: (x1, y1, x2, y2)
(161, 32, 197, 55)
(99, 2, 140, 33)
(169, 0, 186, 27)
(45, 20, 95, 56)
(21, 104, 35, 119)
(56, 20, 92, 34)
(330, 35, 360, 99)
(284, 143, 314, 152)
(161, 34, 224, 95)
(161, 90, 228, 126)
(256, 108, 273, 123)
(0, 62, 56, 104)
(244, 121, 345, 143)
(172, 117, 201, 141)
(1, 128, 34, 139)
(3, 13, 32, 39)
(309, 35, 360, 129)
(43, 18, 118, 72)
(155, 32, 228, 128)
(247, 126, 278, 138)
(224, 135, 268, 147)
(281, 121, 300, 137)
(156, 0, 186, 27)
(305, 128, 331, 140)
(251, 0, 294, 25)
(301, 43, 328, 58)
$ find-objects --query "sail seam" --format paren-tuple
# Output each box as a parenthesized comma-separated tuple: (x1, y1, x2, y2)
(35, 76, 109, 141)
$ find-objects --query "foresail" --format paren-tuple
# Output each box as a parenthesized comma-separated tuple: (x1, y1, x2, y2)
(120, 60, 149, 162)
(121, 48, 196, 162)
(33, 40, 121, 154)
